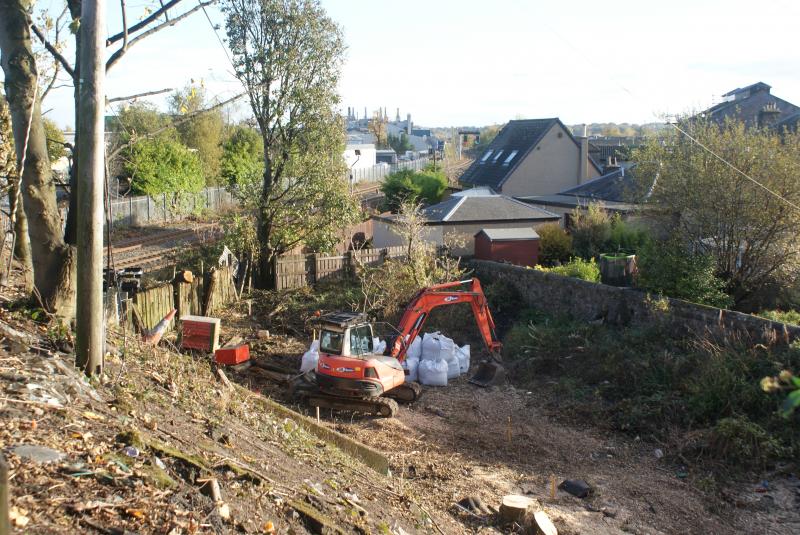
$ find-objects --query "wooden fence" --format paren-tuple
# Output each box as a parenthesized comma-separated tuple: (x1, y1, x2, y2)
(126, 265, 237, 331)
(274, 246, 407, 290)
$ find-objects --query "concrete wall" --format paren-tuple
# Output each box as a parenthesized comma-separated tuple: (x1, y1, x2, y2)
(344, 144, 377, 169)
(470, 260, 800, 345)
(372, 219, 443, 249)
(501, 123, 601, 198)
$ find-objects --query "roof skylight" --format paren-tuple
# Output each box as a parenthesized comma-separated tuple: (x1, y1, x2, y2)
(492, 150, 504, 162)
(480, 150, 493, 162)
(503, 150, 519, 165)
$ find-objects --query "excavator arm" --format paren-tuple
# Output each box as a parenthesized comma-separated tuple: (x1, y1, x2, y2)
(389, 278, 502, 362)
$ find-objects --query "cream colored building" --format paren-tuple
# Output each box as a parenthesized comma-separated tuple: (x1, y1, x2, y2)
(459, 118, 601, 197)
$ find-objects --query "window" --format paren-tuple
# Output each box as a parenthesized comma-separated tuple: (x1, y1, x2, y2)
(320, 330, 344, 355)
(492, 150, 504, 162)
(480, 150, 493, 163)
(349, 325, 373, 356)
(503, 150, 519, 165)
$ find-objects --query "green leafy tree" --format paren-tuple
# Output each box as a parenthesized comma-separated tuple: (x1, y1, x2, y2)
(636, 234, 732, 308)
(387, 132, 413, 155)
(169, 84, 224, 185)
(634, 119, 800, 304)
(537, 223, 572, 265)
(221, 124, 264, 189)
(42, 118, 66, 161)
(380, 167, 447, 212)
(125, 137, 204, 212)
(223, 0, 360, 284)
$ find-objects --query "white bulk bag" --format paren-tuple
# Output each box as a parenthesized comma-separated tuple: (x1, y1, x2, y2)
(402, 357, 419, 382)
(421, 332, 442, 361)
(418, 358, 448, 386)
(300, 340, 320, 372)
(372, 337, 387, 354)
(407, 337, 422, 360)
(456, 345, 471, 374)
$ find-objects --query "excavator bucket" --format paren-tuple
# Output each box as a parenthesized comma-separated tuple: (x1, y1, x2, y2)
(468, 359, 506, 387)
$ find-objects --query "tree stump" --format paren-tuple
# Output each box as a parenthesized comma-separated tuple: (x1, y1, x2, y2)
(532, 510, 557, 535)
(499, 494, 536, 525)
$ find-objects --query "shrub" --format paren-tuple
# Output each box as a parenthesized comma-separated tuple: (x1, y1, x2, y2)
(710, 416, 787, 467)
(570, 203, 611, 259)
(757, 309, 800, 326)
(537, 257, 600, 282)
(537, 223, 572, 265)
(636, 235, 732, 308)
(126, 137, 205, 213)
(606, 215, 650, 254)
(380, 168, 446, 212)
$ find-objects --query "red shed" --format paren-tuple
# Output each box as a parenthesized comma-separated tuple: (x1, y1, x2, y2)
(474, 228, 540, 267)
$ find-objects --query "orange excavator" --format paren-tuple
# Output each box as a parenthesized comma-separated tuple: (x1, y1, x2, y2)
(301, 278, 504, 417)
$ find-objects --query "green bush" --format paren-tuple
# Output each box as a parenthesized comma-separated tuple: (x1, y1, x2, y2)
(536, 257, 600, 282)
(537, 223, 572, 265)
(757, 309, 800, 326)
(606, 215, 650, 254)
(570, 203, 611, 259)
(380, 168, 447, 212)
(126, 137, 205, 213)
(221, 125, 264, 190)
(710, 417, 787, 467)
(637, 235, 732, 308)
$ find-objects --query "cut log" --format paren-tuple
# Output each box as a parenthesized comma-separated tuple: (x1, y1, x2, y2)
(532, 510, 557, 535)
(499, 494, 535, 525)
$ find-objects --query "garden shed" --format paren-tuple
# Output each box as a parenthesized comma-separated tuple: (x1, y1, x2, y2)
(474, 228, 540, 267)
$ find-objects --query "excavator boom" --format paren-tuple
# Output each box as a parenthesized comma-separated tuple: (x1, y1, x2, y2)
(389, 278, 502, 362)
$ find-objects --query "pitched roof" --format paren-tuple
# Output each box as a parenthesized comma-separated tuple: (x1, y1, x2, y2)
(698, 82, 800, 128)
(459, 119, 560, 189)
(422, 194, 559, 224)
(559, 166, 639, 203)
(476, 228, 540, 241)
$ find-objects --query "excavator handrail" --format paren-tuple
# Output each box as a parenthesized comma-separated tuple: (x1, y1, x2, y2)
(389, 278, 502, 362)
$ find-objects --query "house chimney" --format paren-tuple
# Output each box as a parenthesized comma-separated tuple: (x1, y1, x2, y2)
(406, 113, 412, 135)
(758, 102, 781, 128)
(578, 134, 589, 184)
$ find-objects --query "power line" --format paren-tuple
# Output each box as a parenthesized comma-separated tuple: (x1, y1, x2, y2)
(200, 2, 234, 71)
(543, 23, 800, 215)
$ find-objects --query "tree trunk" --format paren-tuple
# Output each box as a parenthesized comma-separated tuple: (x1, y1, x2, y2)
(0, 0, 76, 319)
(8, 180, 32, 291)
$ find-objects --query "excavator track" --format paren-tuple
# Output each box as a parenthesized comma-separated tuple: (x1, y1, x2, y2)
(306, 394, 399, 417)
(385, 382, 422, 403)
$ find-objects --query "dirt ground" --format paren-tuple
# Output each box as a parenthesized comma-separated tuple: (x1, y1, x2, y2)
(1, 272, 798, 534)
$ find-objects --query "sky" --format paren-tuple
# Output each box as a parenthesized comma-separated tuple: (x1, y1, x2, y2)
(22, 0, 800, 129)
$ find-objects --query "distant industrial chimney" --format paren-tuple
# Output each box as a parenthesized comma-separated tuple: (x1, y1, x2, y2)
(406, 113, 412, 135)
(396, 108, 400, 122)
(364, 106, 367, 121)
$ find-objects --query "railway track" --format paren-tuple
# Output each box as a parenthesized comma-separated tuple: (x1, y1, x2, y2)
(105, 223, 221, 273)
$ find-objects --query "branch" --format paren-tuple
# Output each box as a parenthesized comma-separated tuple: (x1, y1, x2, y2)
(107, 87, 173, 103)
(106, 1, 216, 72)
(106, 0, 184, 45)
(107, 92, 246, 160)
(31, 24, 75, 80)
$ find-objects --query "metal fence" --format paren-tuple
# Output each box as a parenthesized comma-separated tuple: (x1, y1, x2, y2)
(109, 187, 235, 228)
(349, 157, 431, 184)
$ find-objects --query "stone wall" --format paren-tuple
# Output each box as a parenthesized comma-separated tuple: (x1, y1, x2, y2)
(470, 260, 800, 345)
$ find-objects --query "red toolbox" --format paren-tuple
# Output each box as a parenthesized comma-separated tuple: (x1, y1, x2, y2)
(181, 315, 221, 351)
(214, 344, 250, 365)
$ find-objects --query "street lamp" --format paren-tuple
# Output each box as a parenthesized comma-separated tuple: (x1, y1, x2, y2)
(349, 149, 361, 191)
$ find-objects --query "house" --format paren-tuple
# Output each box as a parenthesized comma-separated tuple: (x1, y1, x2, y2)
(372, 191, 559, 255)
(459, 118, 602, 198)
(517, 165, 643, 223)
(474, 228, 540, 267)
(696, 82, 800, 129)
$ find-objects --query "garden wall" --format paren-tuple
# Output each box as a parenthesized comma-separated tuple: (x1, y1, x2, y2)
(470, 260, 800, 345)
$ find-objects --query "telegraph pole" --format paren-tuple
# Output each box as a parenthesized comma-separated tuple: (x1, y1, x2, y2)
(75, 0, 106, 376)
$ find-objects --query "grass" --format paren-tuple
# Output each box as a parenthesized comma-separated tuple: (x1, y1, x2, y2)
(484, 279, 800, 468)
(757, 309, 800, 326)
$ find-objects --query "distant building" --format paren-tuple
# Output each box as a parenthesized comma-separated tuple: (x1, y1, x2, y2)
(344, 144, 376, 170)
(697, 82, 800, 129)
(372, 193, 559, 255)
(459, 118, 602, 197)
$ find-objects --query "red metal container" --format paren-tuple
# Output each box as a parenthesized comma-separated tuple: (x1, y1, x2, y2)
(214, 344, 250, 365)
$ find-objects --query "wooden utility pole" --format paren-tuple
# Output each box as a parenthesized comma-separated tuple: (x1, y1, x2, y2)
(75, 0, 106, 376)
